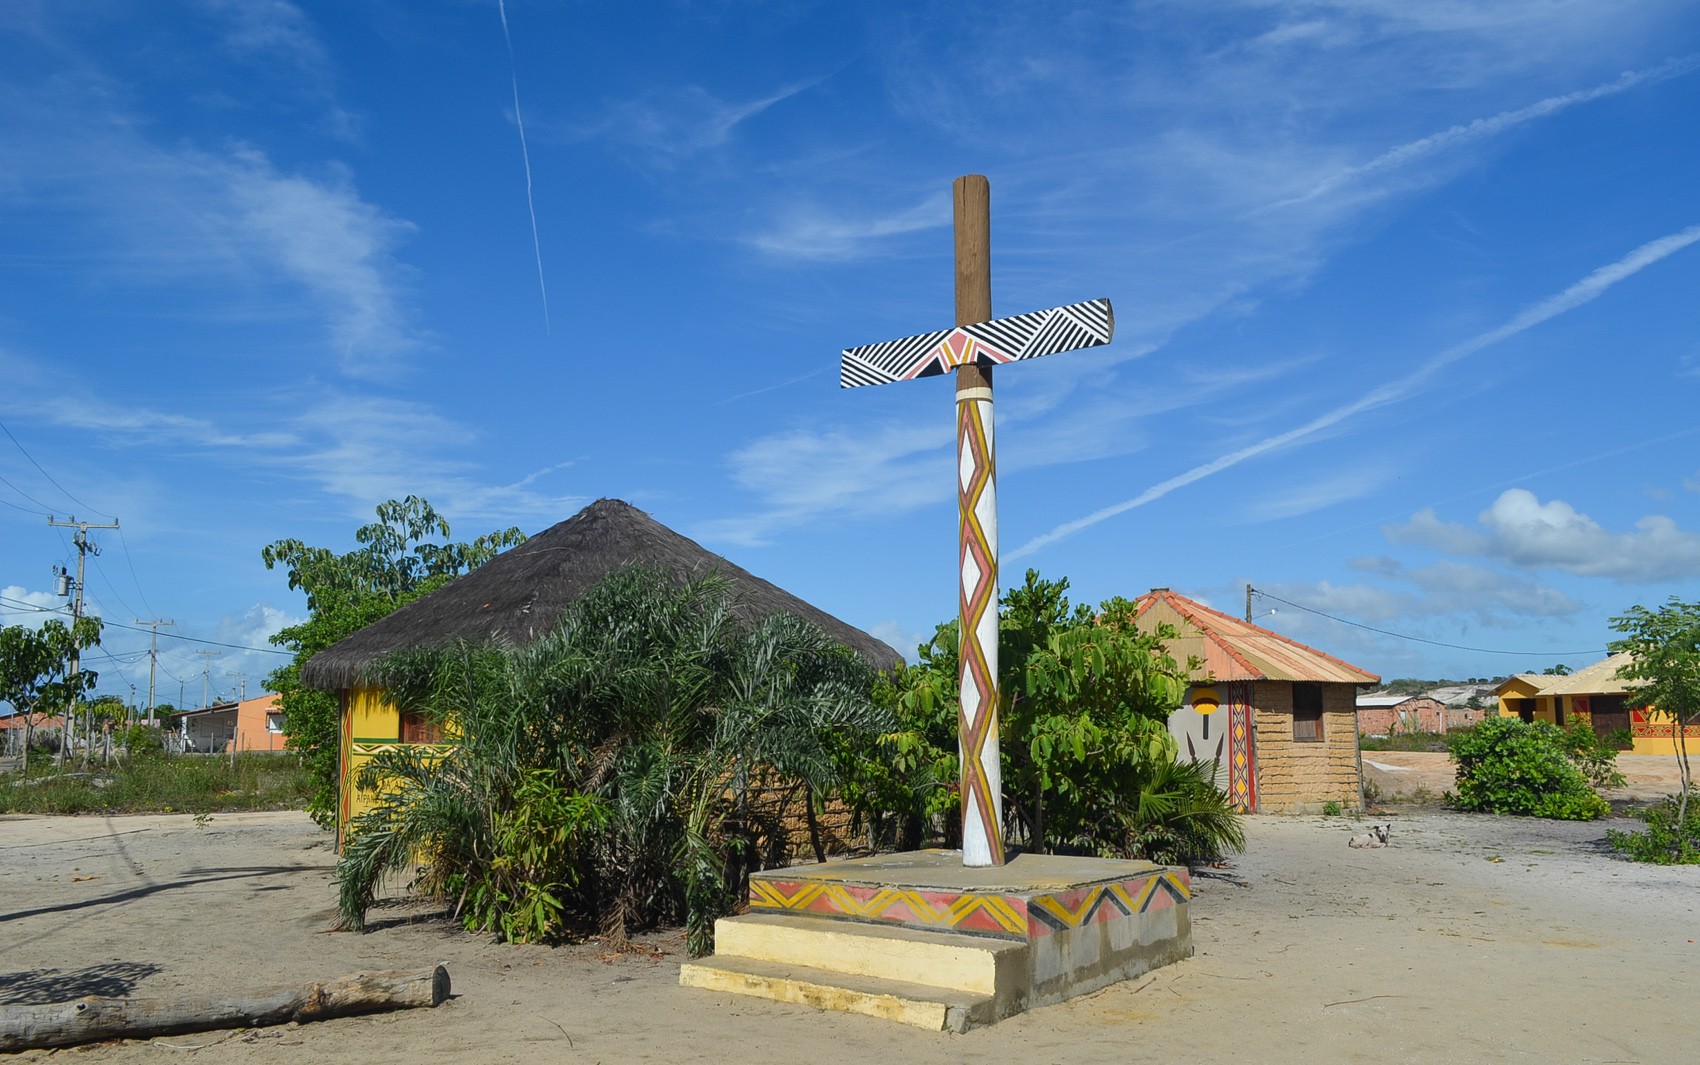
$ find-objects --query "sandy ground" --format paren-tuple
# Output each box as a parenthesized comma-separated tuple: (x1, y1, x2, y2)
(1361, 751, 1686, 805)
(3, 785, 1696, 1064)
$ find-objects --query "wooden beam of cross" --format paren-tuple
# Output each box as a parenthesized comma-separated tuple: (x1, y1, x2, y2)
(839, 175, 1114, 867)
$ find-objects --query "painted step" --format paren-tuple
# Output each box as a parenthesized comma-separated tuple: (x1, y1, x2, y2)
(710, 912, 1027, 997)
(678, 953, 999, 1033)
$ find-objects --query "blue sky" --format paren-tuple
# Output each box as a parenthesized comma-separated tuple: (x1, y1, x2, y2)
(3, 0, 1699, 709)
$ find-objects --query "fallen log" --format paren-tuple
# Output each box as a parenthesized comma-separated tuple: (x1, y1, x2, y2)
(0, 965, 450, 1052)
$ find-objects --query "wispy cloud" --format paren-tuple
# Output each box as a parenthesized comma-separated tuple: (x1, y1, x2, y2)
(0, 27, 419, 377)
(695, 420, 951, 547)
(747, 192, 950, 261)
(585, 77, 824, 167)
(1388, 488, 1700, 583)
(1009, 223, 1700, 559)
(1243, 463, 1396, 521)
(1262, 56, 1700, 211)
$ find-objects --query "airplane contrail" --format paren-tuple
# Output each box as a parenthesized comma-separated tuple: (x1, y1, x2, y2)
(497, 0, 550, 334)
(1008, 223, 1700, 560)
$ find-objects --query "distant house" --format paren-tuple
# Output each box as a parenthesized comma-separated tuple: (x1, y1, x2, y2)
(1356, 694, 1481, 735)
(171, 693, 287, 754)
(1494, 652, 1694, 754)
(302, 499, 901, 845)
(1133, 589, 1380, 814)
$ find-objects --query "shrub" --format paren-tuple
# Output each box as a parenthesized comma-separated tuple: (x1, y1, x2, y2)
(1607, 798, 1700, 864)
(1557, 720, 1626, 790)
(1448, 717, 1609, 820)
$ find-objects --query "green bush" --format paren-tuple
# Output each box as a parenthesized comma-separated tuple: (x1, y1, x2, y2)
(1557, 720, 1627, 790)
(1448, 717, 1609, 820)
(118, 724, 164, 753)
(1607, 798, 1700, 864)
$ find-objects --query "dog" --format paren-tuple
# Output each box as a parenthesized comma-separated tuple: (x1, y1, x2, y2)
(1347, 824, 1391, 849)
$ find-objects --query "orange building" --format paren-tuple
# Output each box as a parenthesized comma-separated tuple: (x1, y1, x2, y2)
(173, 693, 288, 754)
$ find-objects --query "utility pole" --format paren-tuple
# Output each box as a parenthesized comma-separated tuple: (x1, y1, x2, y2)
(135, 618, 174, 724)
(194, 650, 222, 710)
(1246, 584, 1254, 623)
(232, 672, 248, 702)
(49, 515, 119, 767)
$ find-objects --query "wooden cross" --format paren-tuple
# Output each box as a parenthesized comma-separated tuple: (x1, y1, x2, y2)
(840, 175, 1114, 867)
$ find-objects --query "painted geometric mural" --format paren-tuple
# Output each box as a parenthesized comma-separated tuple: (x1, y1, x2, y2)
(748, 867, 1191, 942)
(840, 299, 1114, 388)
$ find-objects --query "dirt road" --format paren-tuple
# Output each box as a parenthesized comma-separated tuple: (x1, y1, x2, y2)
(2, 805, 1695, 1064)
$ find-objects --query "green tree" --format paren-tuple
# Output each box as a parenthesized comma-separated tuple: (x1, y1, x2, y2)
(333, 567, 890, 955)
(875, 571, 1243, 863)
(0, 617, 103, 774)
(262, 496, 525, 827)
(1609, 598, 1700, 860)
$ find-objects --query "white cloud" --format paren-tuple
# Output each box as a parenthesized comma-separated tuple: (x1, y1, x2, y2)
(696, 420, 952, 547)
(866, 620, 926, 664)
(585, 78, 822, 166)
(747, 192, 951, 261)
(1263, 58, 1700, 211)
(1010, 222, 1700, 559)
(1, 585, 68, 631)
(0, 54, 419, 376)
(1389, 488, 1700, 583)
(1243, 463, 1395, 521)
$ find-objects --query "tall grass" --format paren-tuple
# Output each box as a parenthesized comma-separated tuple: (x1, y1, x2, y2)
(0, 753, 312, 815)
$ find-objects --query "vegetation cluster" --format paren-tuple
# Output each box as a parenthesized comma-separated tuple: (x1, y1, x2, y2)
(331, 559, 1246, 956)
(1607, 597, 1699, 863)
(1448, 717, 1613, 820)
(0, 752, 312, 815)
(262, 497, 525, 827)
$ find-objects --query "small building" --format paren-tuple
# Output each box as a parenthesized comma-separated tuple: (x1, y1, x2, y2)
(171, 694, 287, 754)
(1355, 694, 1464, 736)
(302, 499, 901, 843)
(1133, 589, 1380, 814)
(1494, 652, 1695, 754)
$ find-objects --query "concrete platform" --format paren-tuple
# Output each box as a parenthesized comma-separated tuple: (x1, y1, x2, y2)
(679, 849, 1193, 1031)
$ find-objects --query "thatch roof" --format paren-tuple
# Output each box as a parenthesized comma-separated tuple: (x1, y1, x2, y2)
(300, 499, 902, 690)
(1133, 588, 1380, 686)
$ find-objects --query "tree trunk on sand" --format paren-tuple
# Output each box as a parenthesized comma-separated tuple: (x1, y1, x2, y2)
(0, 966, 450, 1052)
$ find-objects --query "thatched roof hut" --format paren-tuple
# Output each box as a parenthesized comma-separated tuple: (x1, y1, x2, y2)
(300, 498, 902, 690)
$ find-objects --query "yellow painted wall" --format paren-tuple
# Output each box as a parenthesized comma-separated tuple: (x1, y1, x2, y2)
(1625, 708, 1700, 756)
(1496, 688, 1564, 725)
(337, 686, 454, 847)
(1497, 686, 1697, 756)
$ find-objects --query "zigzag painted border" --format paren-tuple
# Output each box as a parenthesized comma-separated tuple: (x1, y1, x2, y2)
(1026, 872, 1191, 935)
(749, 878, 1028, 938)
(748, 869, 1190, 941)
(841, 299, 1114, 388)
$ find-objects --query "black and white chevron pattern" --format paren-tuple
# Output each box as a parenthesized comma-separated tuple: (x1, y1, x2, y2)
(840, 298, 1114, 388)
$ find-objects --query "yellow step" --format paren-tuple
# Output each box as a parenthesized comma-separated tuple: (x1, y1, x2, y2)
(711, 912, 1027, 995)
(678, 954, 998, 1033)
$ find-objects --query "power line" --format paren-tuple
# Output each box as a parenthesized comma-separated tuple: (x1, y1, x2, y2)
(114, 524, 159, 619)
(1249, 588, 1607, 658)
(0, 418, 112, 518)
(0, 595, 292, 656)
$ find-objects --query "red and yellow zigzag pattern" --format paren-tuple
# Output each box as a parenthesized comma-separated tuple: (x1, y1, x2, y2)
(748, 869, 1190, 941)
(956, 396, 1003, 866)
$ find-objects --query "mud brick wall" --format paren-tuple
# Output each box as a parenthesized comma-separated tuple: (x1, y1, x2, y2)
(1252, 680, 1363, 812)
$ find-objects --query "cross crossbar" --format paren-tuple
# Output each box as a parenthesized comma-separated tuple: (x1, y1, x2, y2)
(840, 298, 1114, 388)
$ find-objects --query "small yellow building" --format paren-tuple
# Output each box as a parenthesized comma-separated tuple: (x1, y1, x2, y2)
(1493, 651, 1695, 755)
(303, 499, 901, 845)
